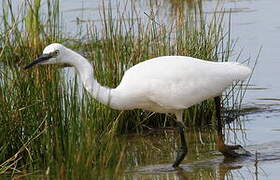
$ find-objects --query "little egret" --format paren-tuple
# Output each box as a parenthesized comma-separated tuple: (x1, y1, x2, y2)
(24, 43, 251, 168)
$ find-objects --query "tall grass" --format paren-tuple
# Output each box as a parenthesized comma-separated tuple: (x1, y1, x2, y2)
(0, 0, 250, 179)
(0, 0, 61, 63)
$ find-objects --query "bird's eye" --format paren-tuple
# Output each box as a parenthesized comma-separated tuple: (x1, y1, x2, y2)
(54, 50, 59, 55)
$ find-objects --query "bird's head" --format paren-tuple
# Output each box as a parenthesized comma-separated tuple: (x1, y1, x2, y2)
(24, 43, 68, 69)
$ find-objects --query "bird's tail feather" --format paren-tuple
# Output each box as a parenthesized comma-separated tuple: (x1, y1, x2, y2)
(228, 62, 251, 81)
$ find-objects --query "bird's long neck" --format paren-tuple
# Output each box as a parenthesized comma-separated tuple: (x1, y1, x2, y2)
(69, 50, 113, 107)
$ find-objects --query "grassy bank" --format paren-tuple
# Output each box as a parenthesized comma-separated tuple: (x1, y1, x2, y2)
(0, 0, 249, 179)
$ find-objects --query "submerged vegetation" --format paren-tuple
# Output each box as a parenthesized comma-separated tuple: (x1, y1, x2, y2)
(0, 0, 250, 179)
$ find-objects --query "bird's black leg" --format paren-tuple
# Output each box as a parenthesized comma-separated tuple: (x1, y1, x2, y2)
(214, 96, 251, 158)
(173, 112, 188, 168)
(172, 122, 188, 168)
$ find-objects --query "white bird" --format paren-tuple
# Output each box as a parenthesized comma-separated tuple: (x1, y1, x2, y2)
(24, 43, 251, 167)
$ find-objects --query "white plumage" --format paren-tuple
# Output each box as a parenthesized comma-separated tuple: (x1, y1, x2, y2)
(24, 43, 251, 167)
(111, 56, 250, 113)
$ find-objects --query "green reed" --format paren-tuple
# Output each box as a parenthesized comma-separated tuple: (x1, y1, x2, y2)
(0, 0, 250, 179)
(0, 0, 61, 64)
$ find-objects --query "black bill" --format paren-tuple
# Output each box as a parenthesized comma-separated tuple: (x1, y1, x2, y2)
(24, 53, 53, 69)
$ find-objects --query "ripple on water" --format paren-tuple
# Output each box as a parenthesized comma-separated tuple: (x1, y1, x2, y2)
(126, 155, 253, 175)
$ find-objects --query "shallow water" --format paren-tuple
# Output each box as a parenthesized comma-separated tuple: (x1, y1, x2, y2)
(116, 125, 280, 179)
(224, 0, 280, 179)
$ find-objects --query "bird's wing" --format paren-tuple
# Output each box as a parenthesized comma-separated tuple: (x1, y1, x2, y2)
(118, 56, 249, 110)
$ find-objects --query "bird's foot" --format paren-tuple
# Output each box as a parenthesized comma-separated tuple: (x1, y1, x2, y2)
(219, 144, 252, 158)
